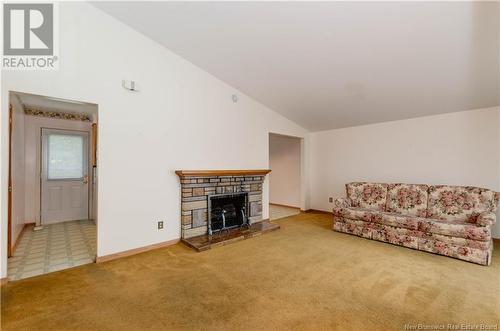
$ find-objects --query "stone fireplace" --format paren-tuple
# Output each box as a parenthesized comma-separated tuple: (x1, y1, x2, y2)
(176, 170, 271, 239)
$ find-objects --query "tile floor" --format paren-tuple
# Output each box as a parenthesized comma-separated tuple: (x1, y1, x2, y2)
(8, 220, 96, 281)
(269, 204, 301, 221)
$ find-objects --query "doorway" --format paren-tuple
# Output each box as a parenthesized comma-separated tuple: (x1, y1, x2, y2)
(7, 91, 98, 281)
(41, 129, 90, 224)
(268, 133, 302, 220)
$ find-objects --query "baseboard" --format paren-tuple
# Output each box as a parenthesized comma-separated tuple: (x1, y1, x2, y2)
(303, 209, 333, 215)
(270, 203, 300, 210)
(96, 238, 180, 263)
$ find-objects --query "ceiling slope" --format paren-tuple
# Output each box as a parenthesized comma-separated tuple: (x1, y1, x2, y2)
(92, 1, 499, 131)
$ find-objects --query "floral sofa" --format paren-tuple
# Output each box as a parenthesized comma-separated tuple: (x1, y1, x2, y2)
(332, 182, 499, 265)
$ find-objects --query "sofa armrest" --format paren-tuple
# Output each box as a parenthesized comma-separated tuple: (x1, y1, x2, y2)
(477, 212, 496, 227)
(332, 197, 351, 215)
(494, 192, 500, 211)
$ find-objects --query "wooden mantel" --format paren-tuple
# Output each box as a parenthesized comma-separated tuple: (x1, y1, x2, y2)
(175, 169, 271, 177)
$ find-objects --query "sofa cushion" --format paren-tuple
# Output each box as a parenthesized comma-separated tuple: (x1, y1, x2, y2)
(337, 207, 373, 222)
(421, 232, 491, 250)
(333, 217, 366, 237)
(336, 213, 491, 250)
(386, 183, 428, 217)
(339, 207, 491, 241)
(376, 212, 420, 230)
(338, 207, 419, 230)
(334, 216, 378, 239)
(371, 225, 419, 249)
(418, 218, 491, 242)
(346, 182, 388, 211)
(427, 185, 496, 222)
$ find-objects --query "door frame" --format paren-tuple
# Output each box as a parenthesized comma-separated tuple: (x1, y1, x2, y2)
(39, 127, 92, 225)
(7, 104, 13, 257)
(5, 91, 99, 274)
(268, 132, 305, 212)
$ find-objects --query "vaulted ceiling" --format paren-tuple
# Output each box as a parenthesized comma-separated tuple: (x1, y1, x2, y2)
(92, 1, 499, 131)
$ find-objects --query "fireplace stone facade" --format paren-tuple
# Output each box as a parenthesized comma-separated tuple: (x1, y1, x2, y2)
(176, 170, 270, 239)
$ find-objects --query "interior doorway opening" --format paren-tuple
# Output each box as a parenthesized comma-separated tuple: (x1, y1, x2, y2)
(268, 133, 302, 221)
(7, 91, 98, 281)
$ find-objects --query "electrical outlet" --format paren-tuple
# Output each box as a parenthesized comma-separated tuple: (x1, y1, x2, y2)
(157, 221, 164, 230)
(329, 197, 333, 203)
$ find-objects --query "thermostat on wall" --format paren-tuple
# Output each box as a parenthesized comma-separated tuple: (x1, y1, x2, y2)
(122, 80, 140, 92)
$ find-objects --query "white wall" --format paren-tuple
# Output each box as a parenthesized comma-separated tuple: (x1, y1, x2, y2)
(309, 107, 500, 238)
(0, 2, 309, 278)
(269, 134, 301, 208)
(23, 116, 93, 225)
(10, 95, 25, 248)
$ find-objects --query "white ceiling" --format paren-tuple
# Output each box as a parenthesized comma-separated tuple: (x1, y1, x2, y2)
(92, 1, 499, 131)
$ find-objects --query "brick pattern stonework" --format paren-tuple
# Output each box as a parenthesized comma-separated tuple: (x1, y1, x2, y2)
(179, 175, 265, 239)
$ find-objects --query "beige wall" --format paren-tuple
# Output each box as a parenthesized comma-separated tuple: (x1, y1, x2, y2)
(10, 96, 25, 248)
(309, 107, 500, 238)
(269, 134, 301, 208)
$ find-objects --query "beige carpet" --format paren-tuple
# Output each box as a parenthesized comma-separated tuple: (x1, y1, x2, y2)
(1, 213, 499, 330)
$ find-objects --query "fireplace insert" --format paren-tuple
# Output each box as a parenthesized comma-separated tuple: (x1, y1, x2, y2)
(208, 192, 249, 235)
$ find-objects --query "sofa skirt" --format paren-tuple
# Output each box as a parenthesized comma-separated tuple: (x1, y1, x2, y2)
(333, 216, 493, 266)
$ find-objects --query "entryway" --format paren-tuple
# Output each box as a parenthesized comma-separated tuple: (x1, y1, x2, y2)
(269, 204, 300, 221)
(7, 221, 96, 281)
(41, 128, 90, 224)
(7, 91, 98, 281)
(268, 133, 302, 220)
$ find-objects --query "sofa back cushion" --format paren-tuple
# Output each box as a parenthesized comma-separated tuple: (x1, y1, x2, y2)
(386, 184, 428, 217)
(346, 182, 388, 211)
(427, 185, 496, 222)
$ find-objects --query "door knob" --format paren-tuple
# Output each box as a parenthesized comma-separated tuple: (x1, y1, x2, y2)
(82, 176, 88, 184)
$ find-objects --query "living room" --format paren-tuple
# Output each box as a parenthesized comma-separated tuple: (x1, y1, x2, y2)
(1, 1, 499, 330)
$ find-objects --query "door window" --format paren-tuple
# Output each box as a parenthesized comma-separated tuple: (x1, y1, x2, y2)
(47, 134, 85, 180)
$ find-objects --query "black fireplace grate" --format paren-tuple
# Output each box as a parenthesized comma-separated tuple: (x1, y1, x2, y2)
(208, 193, 249, 235)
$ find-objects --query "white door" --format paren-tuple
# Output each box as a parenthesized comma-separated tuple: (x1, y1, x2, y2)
(41, 129, 89, 224)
